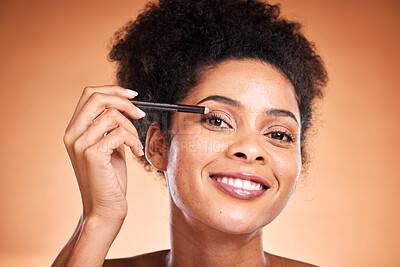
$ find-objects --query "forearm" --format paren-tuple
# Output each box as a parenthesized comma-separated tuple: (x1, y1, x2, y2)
(52, 214, 123, 267)
(52, 214, 84, 266)
(67, 214, 123, 266)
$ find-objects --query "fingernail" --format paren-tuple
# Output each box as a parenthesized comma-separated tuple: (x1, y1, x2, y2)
(125, 89, 138, 97)
(136, 107, 146, 118)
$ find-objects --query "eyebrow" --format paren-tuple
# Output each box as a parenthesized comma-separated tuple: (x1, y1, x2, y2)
(197, 95, 299, 127)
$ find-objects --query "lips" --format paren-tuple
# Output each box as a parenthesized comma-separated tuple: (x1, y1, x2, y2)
(209, 172, 270, 200)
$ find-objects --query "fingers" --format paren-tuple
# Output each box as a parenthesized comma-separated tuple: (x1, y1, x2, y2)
(68, 85, 137, 126)
(65, 87, 145, 144)
(76, 108, 140, 153)
(83, 126, 144, 163)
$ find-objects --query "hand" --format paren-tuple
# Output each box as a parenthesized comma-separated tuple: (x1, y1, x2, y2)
(63, 85, 145, 223)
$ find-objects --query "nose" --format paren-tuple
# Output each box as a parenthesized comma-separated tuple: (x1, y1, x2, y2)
(226, 134, 267, 164)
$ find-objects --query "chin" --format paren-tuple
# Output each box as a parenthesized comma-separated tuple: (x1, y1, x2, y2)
(205, 207, 275, 235)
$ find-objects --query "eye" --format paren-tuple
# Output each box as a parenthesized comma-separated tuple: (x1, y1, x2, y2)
(266, 130, 296, 144)
(200, 113, 232, 129)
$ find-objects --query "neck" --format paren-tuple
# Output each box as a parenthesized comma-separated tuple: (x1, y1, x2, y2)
(166, 198, 270, 267)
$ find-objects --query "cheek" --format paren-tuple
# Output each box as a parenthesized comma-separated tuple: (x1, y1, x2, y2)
(165, 132, 221, 209)
(270, 148, 301, 199)
(167, 129, 228, 172)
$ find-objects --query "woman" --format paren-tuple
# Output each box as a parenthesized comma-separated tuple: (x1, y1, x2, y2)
(53, 0, 327, 266)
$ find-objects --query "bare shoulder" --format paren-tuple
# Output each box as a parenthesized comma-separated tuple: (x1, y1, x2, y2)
(265, 251, 319, 267)
(103, 249, 169, 267)
(103, 250, 316, 266)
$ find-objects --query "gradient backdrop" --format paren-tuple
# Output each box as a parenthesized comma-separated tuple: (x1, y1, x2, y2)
(0, 0, 399, 266)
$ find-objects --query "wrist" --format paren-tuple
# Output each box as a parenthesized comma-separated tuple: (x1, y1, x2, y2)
(84, 212, 125, 233)
(66, 213, 124, 266)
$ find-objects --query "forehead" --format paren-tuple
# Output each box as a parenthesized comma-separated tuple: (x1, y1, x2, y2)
(188, 59, 299, 116)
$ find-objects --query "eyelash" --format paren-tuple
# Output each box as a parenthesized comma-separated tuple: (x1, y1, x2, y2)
(200, 113, 230, 129)
(269, 131, 296, 143)
(200, 113, 296, 144)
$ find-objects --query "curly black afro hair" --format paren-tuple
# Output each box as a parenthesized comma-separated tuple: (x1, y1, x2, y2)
(108, 0, 328, 174)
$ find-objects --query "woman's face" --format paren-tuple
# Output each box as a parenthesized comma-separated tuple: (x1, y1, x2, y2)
(164, 59, 301, 234)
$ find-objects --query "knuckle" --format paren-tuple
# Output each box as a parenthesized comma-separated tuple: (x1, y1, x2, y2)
(91, 91, 104, 102)
(83, 86, 95, 96)
(63, 132, 72, 145)
(104, 108, 122, 125)
(73, 138, 84, 153)
(107, 108, 120, 117)
(83, 146, 96, 161)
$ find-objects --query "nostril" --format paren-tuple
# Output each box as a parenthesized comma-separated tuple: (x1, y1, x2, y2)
(234, 152, 246, 158)
(233, 152, 265, 162)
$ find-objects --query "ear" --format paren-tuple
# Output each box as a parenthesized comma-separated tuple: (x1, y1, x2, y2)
(145, 122, 168, 171)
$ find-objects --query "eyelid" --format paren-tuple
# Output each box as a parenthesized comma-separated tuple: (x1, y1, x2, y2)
(264, 126, 296, 144)
(199, 111, 239, 132)
(264, 120, 298, 134)
(202, 114, 230, 129)
(269, 131, 296, 143)
(205, 110, 236, 127)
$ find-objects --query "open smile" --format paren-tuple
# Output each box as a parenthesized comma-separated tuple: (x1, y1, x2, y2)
(209, 172, 270, 200)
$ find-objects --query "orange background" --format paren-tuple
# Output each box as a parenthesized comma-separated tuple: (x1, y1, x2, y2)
(0, 0, 399, 266)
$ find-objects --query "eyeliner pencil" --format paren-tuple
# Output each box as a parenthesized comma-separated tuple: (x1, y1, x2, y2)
(130, 100, 212, 114)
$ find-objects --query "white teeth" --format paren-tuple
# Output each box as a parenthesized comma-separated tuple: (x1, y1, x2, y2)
(234, 179, 242, 188)
(214, 176, 263, 191)
(242, 180, 252, 190)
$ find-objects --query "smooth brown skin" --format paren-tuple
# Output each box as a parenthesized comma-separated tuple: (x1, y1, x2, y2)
(53, 59, 317, 266)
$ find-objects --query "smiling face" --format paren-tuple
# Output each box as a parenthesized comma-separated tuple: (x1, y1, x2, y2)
(159, 59, 301, 234)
